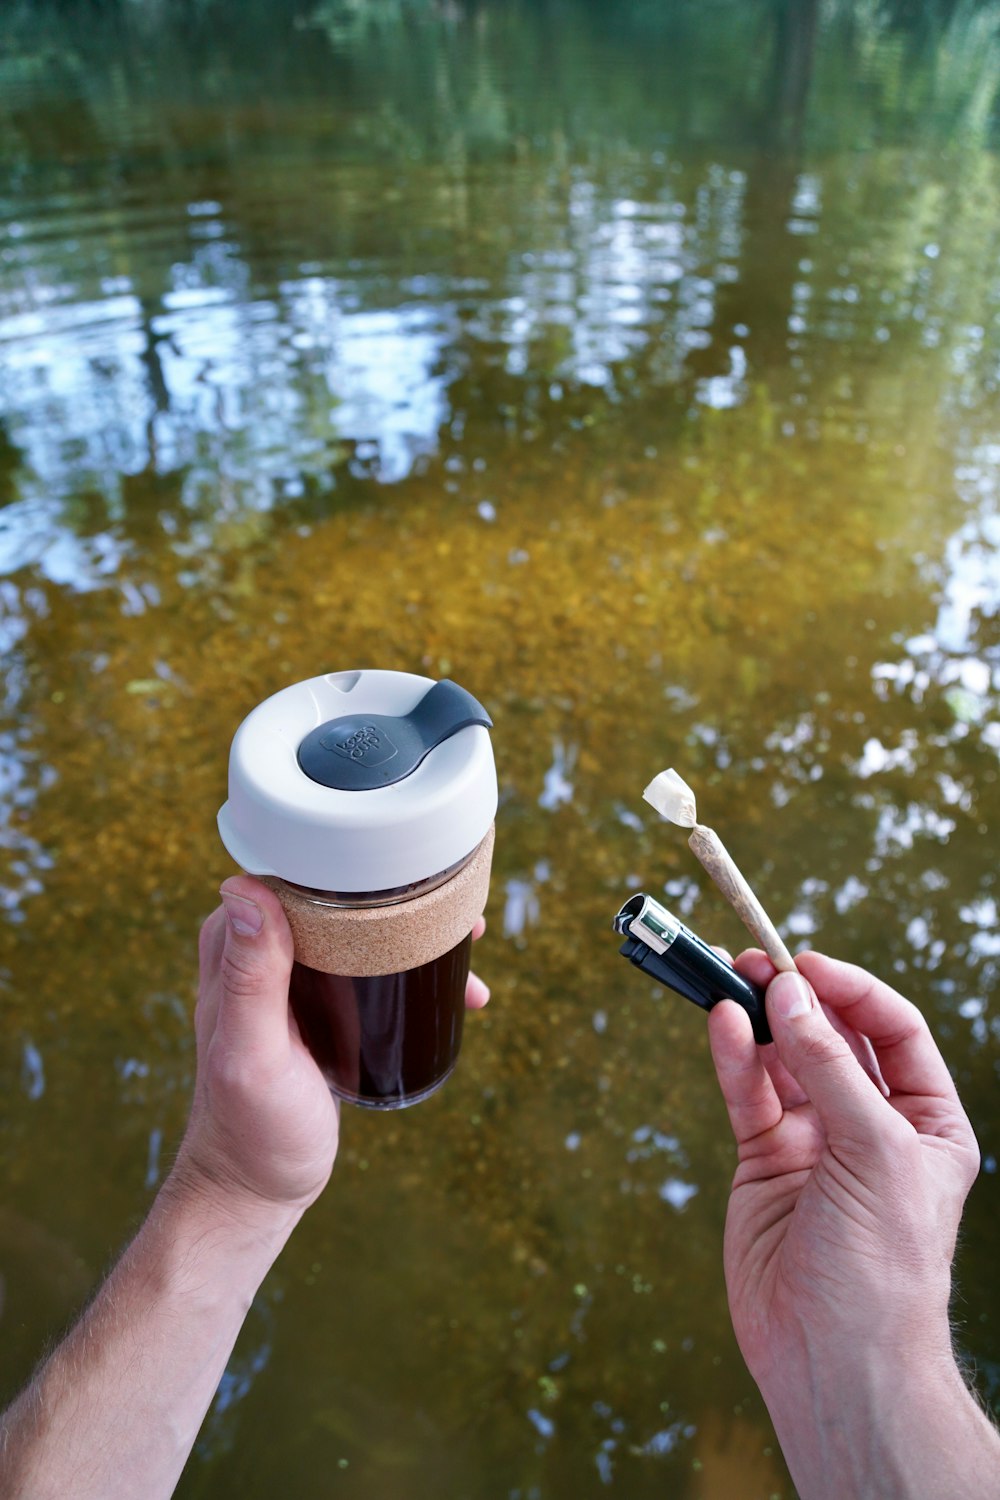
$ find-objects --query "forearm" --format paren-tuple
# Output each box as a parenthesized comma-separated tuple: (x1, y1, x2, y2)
(760, 1342, 1000, 1500)
(0, 1173, 300, 1500)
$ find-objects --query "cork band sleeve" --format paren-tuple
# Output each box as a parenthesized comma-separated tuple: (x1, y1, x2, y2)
(260, 824, 494, 977)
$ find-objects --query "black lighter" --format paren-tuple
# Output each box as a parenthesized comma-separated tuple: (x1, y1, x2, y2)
(613, 892, 772, 1044)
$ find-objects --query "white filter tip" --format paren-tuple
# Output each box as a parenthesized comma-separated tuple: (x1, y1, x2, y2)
(642, 768, 698, 828)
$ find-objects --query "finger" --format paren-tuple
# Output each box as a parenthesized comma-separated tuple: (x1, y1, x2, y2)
(764, 970, 899, 1162)
(471, 916, 486, 943)
(795, 951, 961, 1105)
(761, 1045, 809, 1110)
(199, 904, 227, 972)
(733, 947, 777, 989)
(198, 905, 226, 983)
(195, 906, 227, 1041)
(216, 877, 296, 1054)
(465, 969, 490, 1009)
(735, 949, 885, 1098)
(730, 951, 807, 1107)
(711, 944, 734, 966)
(708, 1000, 783, 1146)
(822, 1000, 890, 1098)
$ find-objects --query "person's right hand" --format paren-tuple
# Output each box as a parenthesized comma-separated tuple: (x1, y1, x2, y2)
(707, 952, 997, 1499)
(709, 951, 980, 1383)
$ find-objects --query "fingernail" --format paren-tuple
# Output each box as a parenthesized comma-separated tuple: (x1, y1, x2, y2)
(770, 971, 814, 1019)
(221, 890, 263, 937)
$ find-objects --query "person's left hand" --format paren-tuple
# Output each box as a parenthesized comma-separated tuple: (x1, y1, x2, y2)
(173, 877, 489, 1219)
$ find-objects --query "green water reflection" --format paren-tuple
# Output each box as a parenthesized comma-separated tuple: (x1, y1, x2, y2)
(2, 2, 1000, 1495)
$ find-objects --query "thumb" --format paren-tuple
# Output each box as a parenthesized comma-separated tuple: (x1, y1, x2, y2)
(218, 877, 296, 1051)
(766, 969, 895, 1162)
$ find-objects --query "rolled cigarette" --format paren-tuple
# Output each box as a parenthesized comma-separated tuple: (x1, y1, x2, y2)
(643, 769, 796, 973)
(686, 824, 796, 972)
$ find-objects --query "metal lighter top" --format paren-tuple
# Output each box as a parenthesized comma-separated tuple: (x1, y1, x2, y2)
(614, 892, 772, 1044)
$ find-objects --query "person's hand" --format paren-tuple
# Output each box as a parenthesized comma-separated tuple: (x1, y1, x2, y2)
(709, 951, 979, 1385)
(707, 951, 993, 1499)
(172, 876, 489, 1219)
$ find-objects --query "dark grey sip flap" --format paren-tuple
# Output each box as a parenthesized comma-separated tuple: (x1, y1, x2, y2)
(297, 679, 493, 791)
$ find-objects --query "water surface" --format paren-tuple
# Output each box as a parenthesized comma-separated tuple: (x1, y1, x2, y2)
(2, 4, 1000, 1496)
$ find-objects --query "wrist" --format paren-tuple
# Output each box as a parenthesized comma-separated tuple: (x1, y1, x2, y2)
(156, 1160, 306, 1264)
(166, 1136, 316, 1231)
(124, 1166, 303, 1344)
(758, 1339, 998, 1500)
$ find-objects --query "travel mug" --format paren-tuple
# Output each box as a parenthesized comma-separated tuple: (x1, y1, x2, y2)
(217, 669, 497, 1109)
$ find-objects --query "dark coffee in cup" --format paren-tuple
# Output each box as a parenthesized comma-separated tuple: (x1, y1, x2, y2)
(288, 933, 472, 1108)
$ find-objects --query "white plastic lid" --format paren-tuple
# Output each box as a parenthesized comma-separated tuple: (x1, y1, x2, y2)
(217, 669, 497, 892)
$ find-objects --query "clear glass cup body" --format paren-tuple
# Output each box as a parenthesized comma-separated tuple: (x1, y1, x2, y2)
(281, 854, 475, 1109)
